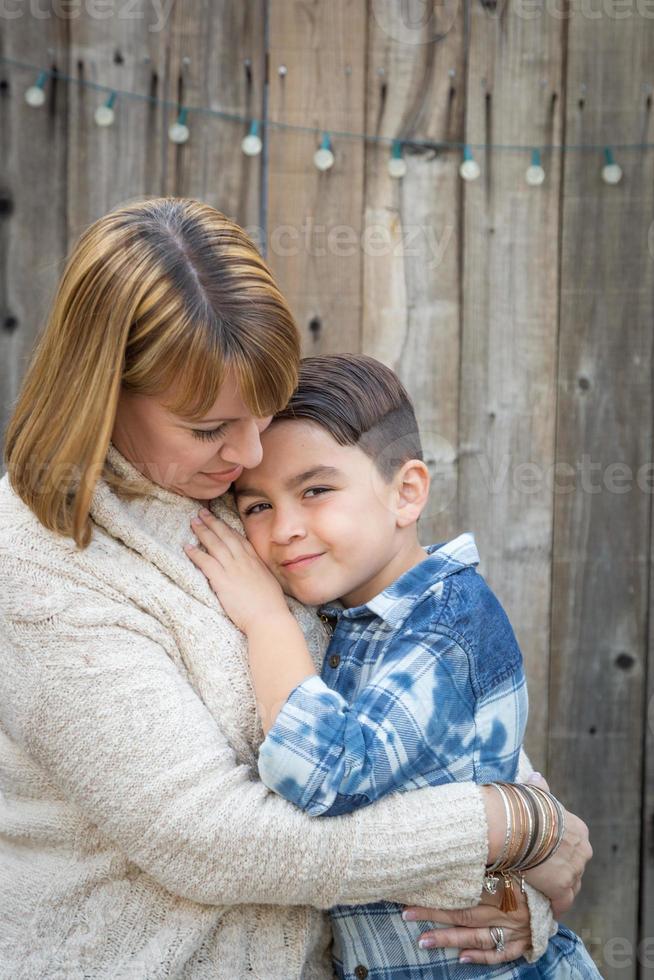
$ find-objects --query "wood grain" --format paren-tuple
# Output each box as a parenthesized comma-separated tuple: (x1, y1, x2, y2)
(458, 4, 565, 769)
(66, 2, 168, 243)
(266, 0, 367, 352)
(362, 0, 465, 544)
(163, 0, 265, 233)
(548, 15, 654, 977)
(0, 12, 70, 466)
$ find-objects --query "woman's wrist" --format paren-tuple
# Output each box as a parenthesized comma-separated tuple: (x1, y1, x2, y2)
(480, 784, 506, 866)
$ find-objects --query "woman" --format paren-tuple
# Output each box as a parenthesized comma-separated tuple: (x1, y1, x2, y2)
(0, 197, 591, 979)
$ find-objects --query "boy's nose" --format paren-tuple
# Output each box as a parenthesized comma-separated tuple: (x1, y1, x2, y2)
(271, 512, 307, 545)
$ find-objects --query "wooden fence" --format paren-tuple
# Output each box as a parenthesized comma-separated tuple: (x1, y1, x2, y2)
(1, 2, 653, 976)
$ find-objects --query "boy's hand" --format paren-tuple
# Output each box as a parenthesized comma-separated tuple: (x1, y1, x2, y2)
(184, 508, 289, 634)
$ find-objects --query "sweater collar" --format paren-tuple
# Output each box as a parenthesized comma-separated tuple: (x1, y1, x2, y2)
(89, 442, 244, 611)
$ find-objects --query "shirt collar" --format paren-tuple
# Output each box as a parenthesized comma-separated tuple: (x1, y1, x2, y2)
(319, 532, 480, 628)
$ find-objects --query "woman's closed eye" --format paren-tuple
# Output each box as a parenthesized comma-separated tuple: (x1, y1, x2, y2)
(191, 423, 228, 442)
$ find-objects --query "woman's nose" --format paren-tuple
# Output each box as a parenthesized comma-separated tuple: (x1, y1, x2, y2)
(220, 419, 264, 470)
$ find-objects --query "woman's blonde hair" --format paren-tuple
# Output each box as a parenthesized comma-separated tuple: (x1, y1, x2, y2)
(4, 197, 300, 549)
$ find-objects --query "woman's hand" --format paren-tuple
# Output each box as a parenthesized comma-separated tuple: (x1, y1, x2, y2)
(481, 775, 591, 920)
(402, 887, 532, 966)
(522, 784, 592, 918)
(184, 508, 288, 633)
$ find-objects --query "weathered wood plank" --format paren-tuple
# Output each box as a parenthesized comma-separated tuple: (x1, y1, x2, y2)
(548, 16, 654, 977)
(66, 2, 168, 242)
(163, 0, 265, 234)
(0, 12, 70, 467)
(266, 0, 367, 353)
(458, 3, 564, 769)
(361, 1, 465, 544)
(644, 496, 654, 974)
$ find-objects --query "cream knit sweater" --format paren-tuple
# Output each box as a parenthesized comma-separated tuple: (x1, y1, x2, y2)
(0, 444, 554, 979)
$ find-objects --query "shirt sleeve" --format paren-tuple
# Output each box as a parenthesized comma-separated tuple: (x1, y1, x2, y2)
(258, 629, 526, 817)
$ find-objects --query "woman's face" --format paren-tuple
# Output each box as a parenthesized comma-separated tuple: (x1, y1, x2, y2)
(112, 369, 272, 502)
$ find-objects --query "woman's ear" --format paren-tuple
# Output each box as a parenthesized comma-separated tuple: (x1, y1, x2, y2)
(394, 459, 431, 528)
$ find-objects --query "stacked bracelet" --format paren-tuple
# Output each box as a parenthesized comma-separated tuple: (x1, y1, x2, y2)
(483, 781, 566, 912)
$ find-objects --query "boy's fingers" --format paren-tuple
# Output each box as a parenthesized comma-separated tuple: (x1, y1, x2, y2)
(197, 511, 241, 558)
(184, 543, 225, 579)
(192, 521, 235, 561)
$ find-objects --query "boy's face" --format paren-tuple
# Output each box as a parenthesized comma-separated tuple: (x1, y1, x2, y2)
(233, 420, 406, 608)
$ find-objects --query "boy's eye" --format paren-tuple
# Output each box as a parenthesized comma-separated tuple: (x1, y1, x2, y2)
(303, 486, 331, 498)
(191, 423, 228, 442)
(243, 501, 271, 516)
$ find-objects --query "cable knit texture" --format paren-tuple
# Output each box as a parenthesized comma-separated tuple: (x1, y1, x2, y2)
(0, 444, 554, 978)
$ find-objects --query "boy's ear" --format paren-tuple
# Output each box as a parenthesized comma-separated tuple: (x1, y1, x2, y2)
(394, 459, 430, 527)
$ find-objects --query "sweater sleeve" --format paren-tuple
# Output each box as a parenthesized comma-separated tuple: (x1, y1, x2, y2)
(1, 567, 489, 912)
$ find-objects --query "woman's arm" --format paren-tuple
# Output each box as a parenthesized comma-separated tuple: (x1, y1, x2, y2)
(1, 562, 491, 912)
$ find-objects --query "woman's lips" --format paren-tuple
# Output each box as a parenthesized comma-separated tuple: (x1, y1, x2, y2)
(202, 465, 243, 481)
(280, 553, 324, 571)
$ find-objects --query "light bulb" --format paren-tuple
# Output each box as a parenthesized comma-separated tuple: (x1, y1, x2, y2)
(526, 150, 545, 186)
(169, 110, 190, 144)
(388, 140, 407, 179)
(314, 134, 335, 171)
(459, 145, 480, 181)
(602, 149, 622, 185)
(25, 72, 48, 108)
(242, 121, 262, 156)
(94, 95, 117, 127)
(95, 105, 115, 126)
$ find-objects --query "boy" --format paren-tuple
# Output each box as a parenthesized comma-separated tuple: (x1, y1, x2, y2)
(185, 354, 600, 979)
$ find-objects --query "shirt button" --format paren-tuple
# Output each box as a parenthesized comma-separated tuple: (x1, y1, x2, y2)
(328, 654, 341, 669)
(354, 967, 368, 980)
(319, 613, 336, 634)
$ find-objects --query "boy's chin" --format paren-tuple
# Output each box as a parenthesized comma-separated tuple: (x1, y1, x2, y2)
(285, 583, 337, 608)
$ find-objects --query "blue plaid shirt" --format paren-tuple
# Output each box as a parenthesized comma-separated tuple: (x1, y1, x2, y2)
(258, 534, 600, 980)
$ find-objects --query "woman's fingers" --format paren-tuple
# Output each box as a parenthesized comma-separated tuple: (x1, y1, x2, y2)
(404, 905, 505, 927)
(418, 925, 498, 949)
(457, 940, 528, 966)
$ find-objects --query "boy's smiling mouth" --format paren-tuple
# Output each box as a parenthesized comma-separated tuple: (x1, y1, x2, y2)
(280, 552, 325, 570)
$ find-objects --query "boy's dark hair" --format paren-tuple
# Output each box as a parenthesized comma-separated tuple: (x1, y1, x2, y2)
(273, 354, 423, 481)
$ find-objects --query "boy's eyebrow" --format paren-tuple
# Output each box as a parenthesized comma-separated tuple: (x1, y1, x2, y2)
(235, 465, 343, 499)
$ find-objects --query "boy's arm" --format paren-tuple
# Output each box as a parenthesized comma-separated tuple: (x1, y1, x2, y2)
(184, 513, 319, 736)
(258, 630, 528, 816)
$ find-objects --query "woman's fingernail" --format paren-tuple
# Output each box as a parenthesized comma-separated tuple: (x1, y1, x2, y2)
(191, 517, 202, 525)
(527, 771, 542, 783)
(459, 956, 472, 963)
(418, 939, 435, 949)
(402, 911, 417, 921)
(199, 507, 211, 516)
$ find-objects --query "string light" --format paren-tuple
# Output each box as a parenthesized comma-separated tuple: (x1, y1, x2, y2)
(601, 147, 623, 184)
(387, 140, 407, 179)
(94, 91, 116, 127)
(459, 145, 481, 181)
(169, 107, 190, 144)
(5, 56, 652, 183)
(525, 148, 545, 186)
(314, 132, 335, 171)
(24, 70, 47, 108)
(242, 119, 263, 156)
